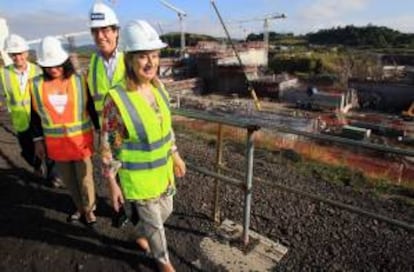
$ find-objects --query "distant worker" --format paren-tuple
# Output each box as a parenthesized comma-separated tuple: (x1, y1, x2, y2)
(87, 1, 125, 122)
(0, 34, 60, 187)
(88, 0, 127, 227)
(30, 36, 100, 225)
(100, 20, 186, 272)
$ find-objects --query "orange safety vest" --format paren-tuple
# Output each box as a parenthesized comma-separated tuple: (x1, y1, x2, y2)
(30, 74, 94, 161)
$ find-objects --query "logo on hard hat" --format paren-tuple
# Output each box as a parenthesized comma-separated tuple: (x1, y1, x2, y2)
(91, 12, 105, 21)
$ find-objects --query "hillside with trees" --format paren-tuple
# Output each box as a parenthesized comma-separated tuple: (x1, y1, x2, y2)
(245, 25, 414, 49)
(306, 25, 414, 48)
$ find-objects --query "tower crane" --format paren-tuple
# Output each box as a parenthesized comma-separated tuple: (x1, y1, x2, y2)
(233, 12, 286, 66)
(159, 0, 187, 58)
(0, 18, 12, 66)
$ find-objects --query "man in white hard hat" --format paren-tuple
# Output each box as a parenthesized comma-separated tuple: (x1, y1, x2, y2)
(0, 34, 46, 181)
(0, 34, 62, 188)
(87, 1, 125, 121)
(87, 1, 128, 228)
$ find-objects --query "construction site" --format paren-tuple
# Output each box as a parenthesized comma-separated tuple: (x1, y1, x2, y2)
(0, 1, 413, 271)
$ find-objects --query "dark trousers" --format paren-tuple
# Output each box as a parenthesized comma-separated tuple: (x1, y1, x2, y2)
(17, 129, 41, 170)
(17, 129, 57, 181)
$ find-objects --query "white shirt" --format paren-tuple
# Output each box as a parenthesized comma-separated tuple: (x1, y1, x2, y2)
(100, 50, 120, 83)
(13, 64, 30, 95)
(48, 94, 68, 114)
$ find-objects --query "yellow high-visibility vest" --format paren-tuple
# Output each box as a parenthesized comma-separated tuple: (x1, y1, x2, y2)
(108, 84, 174, 200)
(0, 63, 41, 131)
(87, 52, 125, 122)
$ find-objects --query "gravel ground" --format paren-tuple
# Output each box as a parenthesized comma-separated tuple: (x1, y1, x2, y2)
(176, 130, 414, 271)
(0, 113, 413, 272)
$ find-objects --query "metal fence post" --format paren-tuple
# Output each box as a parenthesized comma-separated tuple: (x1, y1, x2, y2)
(243, 128, 255, 245)
(214, 124, 224, 223)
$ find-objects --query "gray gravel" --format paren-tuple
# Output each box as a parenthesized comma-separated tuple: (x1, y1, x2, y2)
(174, 130, 414, 271)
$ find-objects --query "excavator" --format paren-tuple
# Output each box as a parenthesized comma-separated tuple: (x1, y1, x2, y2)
(401, 102, 414, 121)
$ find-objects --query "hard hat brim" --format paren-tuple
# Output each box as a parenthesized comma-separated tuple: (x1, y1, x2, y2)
(6, 46, 29, 54)
(123, 40, 167, 52)
(37, 55, 68, 68)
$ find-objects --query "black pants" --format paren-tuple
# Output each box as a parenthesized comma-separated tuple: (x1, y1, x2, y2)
(17, 129, 57, 181)
(17, 129, 41, 171)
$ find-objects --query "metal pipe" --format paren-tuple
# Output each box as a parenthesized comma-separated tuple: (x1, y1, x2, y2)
(210, 0, 261, 111)
(179, 14, 185, 58)
(242, 128, 255, 245)
(267, 126, 414, 157)
(214, 124, 224, 223)
(172, 108, 260, 130)
(172, 109, 412, 157)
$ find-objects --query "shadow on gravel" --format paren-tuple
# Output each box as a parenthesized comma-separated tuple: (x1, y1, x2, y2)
(0, 167, 159, 271)
(0, 138, 159, 272)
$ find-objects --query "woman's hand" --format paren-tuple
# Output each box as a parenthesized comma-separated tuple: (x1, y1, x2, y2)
(107, 179, 124, 212)
(172, 152, 186, 178)
(34, 140, 46, 160)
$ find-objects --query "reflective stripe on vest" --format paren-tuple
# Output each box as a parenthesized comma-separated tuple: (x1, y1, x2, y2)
(87, 52, 125, 117)
(108, 85, 173, 200)
(0, 63, 41, 131)
(31, 75, 92, 138)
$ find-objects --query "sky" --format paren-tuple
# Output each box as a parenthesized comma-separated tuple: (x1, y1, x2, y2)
(1, 0, 414, 47)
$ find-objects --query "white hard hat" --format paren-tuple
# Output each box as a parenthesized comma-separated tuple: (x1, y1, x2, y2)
(89, 2, 119, 28)
(5, 34, 29, 53)
(121, 20, 167, 52)
(37, 36, 69, 67)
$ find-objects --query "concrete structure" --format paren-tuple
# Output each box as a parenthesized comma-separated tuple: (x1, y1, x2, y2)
(349, 79, 414, 112)
(199, 219, 288, 271)
(178, 41, 297, 98)
(252, 74, 299, 99)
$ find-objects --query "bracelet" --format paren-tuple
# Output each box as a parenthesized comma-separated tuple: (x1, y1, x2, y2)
(171, 145, 178, 153)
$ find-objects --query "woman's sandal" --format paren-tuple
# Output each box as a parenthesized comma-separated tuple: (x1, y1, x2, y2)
(84, 211, 97, 226)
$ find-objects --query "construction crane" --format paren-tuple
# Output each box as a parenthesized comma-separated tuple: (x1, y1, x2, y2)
(233, 12, 286, 66)
(159, 0, 187, 58)
(0, 18, 12, 66)
(211, 0, 262, 111)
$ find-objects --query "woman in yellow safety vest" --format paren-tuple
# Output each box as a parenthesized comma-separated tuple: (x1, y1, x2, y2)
(30, 36, 100, 226)
(100, 20, 186, 272)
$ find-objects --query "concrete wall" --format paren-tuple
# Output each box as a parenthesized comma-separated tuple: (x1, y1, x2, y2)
(349, 80, 414, 112)
(217, 48, 267, 66)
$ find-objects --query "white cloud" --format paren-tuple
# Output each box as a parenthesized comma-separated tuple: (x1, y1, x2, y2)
(376, 15, 414, 33)
(300, 0, 370, 21)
